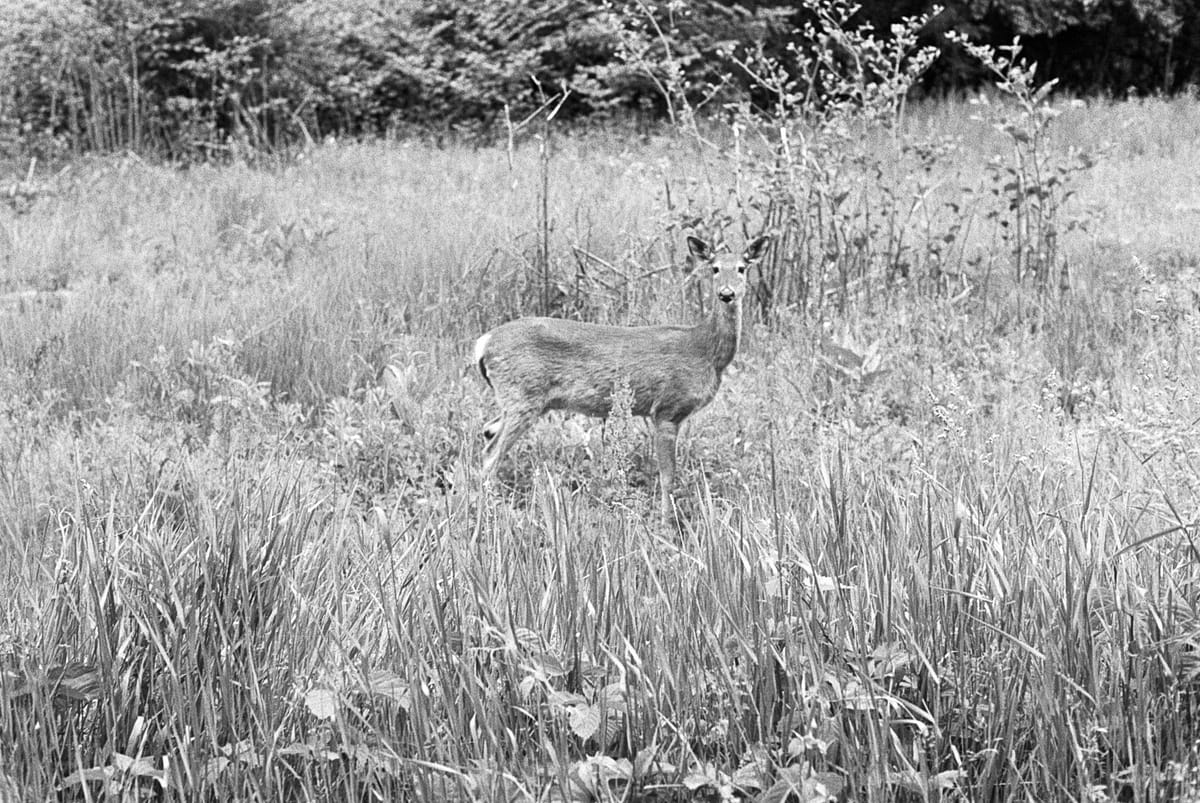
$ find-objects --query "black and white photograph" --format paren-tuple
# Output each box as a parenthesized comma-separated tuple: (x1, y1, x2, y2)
(1, 1, 1198, 800)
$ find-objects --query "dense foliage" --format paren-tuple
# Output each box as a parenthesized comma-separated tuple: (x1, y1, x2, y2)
(1, 101, 1199, 799)
(1, 0, 1198, 158)
(953, 0, 1199, 93)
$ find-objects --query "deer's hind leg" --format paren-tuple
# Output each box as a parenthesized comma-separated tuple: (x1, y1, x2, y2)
(481, 405, 540, 478)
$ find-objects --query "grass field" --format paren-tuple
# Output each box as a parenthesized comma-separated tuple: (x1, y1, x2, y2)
(1, 96, 1199, 801)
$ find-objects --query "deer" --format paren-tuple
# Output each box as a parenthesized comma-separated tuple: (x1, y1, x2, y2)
(472, 234, 770, 519)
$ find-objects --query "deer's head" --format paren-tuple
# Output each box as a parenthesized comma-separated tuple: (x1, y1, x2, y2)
(687, 235, 771, 305)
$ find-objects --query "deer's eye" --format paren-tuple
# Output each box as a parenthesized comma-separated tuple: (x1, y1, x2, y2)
(738, 265, 747, 274)
(711, 266, 720, 275)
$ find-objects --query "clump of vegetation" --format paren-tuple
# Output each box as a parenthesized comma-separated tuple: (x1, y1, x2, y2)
(3, 0, 1199, 161)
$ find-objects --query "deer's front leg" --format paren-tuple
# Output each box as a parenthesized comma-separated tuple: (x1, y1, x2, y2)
(654, 420, 679, 520)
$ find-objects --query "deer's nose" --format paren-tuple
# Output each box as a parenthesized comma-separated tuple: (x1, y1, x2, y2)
(717, 287, 735, 303)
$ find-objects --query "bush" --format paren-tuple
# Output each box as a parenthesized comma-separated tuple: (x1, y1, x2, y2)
(0, 0, 795, 158)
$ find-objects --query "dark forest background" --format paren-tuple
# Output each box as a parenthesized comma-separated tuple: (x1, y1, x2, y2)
(2, 0, 1198, 159)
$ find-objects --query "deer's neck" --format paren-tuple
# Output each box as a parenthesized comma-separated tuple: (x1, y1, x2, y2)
(700, 298, 742, 374)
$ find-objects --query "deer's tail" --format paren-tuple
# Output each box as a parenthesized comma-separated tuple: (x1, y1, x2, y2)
(473, 332, 493, 388)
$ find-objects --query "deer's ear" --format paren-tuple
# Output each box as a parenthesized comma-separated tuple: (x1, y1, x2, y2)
(743, 235, 770, 262)
(687, 236, 713, 261)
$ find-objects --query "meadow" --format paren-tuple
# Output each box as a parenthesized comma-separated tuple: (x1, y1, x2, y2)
(0, 95, 1198, 801)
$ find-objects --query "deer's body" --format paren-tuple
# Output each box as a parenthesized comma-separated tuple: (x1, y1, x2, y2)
(476, 316, 737, 423)
(473, 235, 768, 518)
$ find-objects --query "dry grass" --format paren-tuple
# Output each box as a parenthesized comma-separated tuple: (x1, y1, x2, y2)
(0, 97, 1198, 801)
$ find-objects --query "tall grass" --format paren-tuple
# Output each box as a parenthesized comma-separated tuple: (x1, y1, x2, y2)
(1, 98, 1199, 801)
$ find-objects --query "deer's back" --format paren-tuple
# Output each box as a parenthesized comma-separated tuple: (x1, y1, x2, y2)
(482, 317, 722, 423)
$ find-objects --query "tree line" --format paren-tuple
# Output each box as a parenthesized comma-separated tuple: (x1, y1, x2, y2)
(1, 0, 1196, 159)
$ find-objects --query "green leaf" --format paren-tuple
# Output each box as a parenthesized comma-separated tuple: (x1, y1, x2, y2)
(568, 703, 602, 740)
(731, 762, 767, 791)
(304, 687, 339, 720)
(60, 766, 113, 788)
(366, 669, 411, 709)
(683, 762, 721, 790)
(632, 744, 659, 778)
(201, 756, 230, 785)
(111, 753, 164, 784)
